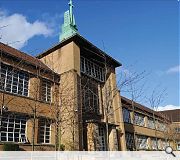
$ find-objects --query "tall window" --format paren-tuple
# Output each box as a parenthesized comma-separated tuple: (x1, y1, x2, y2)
(134, 113, 145, 126)
(98, 126, 106, 151)
(136, 135, 148, 150)
(41, 79, 51, 102)
(0, 63, 29, 96)
(123, 108, 131, 123)
(0, 114, 27, 143)
(151, 138, 158, 150)
(125, 132, 134, 150)
(80, 56, 105, 82)
(81, 76, 99, 114)
(39, 120, 51, 144)
(147, 118, 155, 129)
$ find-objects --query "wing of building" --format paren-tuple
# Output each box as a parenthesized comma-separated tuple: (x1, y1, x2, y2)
(0, 0, 179, 151)
(159, 109, 180, 150)
(121, 96, 180, 151)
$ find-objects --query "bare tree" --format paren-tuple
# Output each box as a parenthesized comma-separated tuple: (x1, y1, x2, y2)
(165, 123, 180, 151)
(0, 47, 27, 139)
(117, 66, 148, 151)
(45, 67, 79, 151)
(146, 86, 167, 150)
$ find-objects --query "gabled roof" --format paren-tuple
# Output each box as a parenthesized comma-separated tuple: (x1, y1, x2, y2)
(121, 96, 170, 121)
(0, 42, 57, 74)
(36, 34, 122, 68)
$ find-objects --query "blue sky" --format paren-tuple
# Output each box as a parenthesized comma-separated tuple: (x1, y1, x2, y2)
(0, 0, 179, 109)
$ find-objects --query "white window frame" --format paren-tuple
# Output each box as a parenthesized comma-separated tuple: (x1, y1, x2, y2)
(151, 138, 158, 150)
(0, 114, 27, 143)
(0, 63, 29, 96)
(80, 56, 105, 82)
(147, 117, 155, 129)
(134, 112, 145, 126)
(41, 79, 51, 102)
(39, 120, 51, 144)
(136, 135, 148, 150)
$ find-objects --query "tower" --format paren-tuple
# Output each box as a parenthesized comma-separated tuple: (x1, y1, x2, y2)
(59, 0, 78, 42)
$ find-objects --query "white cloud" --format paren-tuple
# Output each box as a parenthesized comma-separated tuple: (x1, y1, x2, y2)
(0, 10, 53, 49)
(157, 105, 180, 111)
(166, 65, 180, 74)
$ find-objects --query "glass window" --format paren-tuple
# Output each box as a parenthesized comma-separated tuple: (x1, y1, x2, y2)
(136, 135, 148, 150)
(155, 121, 165, 131)
(147, 118, 155, 129)
(80, 56, 105, 82)
(98, 126, 106, 151)
(158, 122, 166, 132)
(0, 114, 27, 143)
(38, 120, 51, 144)
(0, 63, 29, 96)
(41, 79, 51, 102)
(134, 113, 145, 126)
(81, 76, 99, 114)
(125, 132, 134, 150)
(123, 108, 131, 123)
(151, 138, 158, 150)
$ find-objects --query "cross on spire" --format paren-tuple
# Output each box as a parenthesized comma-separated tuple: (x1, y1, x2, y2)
(69, 0, 74, 24)
(59, 0, 78, 42)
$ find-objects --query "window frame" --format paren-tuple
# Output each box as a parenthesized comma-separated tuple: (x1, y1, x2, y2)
(0, 63, 29, 97)
(38, 120, 51, 144)
(41, 79, 52, 103)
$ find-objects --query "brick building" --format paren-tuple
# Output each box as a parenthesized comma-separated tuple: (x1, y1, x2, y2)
(121, 97, 179, 151)
(0, 0, 179, 151)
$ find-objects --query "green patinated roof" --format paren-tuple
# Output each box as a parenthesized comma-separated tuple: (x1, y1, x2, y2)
(59, 0, 78, 42)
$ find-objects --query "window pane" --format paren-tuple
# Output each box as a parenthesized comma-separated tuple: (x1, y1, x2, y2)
(134, 113, 145, 126)
(0, 114, 27, 143)
(123, 108, 131, 123)
(38, 120, 51, 144)
(80, 56, 105, 82)
(0, 63, 29, 96)
(41, 80, 51, 102)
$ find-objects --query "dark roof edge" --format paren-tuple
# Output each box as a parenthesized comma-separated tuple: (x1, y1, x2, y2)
(36, 34, 122, 67)
(0, 42, 59, 76)
(121, 96, 170, 121)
